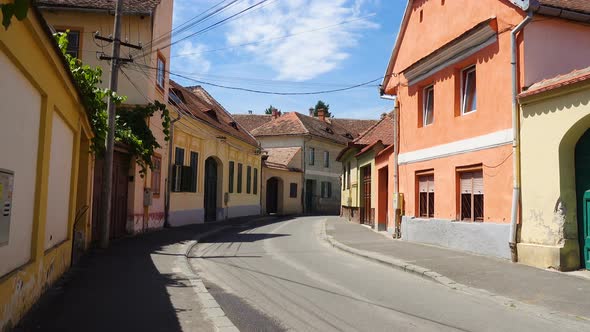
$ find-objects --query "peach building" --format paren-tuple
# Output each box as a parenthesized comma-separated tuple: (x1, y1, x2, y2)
(381, 0, 590, 259)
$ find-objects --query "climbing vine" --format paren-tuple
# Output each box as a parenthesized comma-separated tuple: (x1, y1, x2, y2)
(1, 0, 28, 30)
(54, 32, 171, 175)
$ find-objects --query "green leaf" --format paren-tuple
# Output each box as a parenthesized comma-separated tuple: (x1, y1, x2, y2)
(13, 0, 28, 20)
(2, 4, 15, 30)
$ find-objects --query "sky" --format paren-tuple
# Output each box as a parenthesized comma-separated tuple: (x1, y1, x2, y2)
(168, 0, 405, 120)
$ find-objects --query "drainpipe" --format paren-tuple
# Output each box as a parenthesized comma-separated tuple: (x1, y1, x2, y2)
(380, 93, 400, 237)
(509, 10, 533, 262)
(164, 111, 182, 227)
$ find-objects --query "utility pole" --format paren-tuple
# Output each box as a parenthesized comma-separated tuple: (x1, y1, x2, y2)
(97, 0, 141, 248)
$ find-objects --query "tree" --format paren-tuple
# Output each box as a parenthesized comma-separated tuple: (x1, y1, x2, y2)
(1, 0, 29, 30)
(265, 105, 278, 115)
(54, 32, 170, 176)
(313, 100, 331, 117)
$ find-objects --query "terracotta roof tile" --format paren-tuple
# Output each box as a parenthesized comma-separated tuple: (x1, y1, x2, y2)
(263, 147, 301, 171)
(232, 114, 273, 132)
(38, 0, 161, 13)
(169, 81, 258, 147)
(354, 115, 395, 146)
(537, 0, 590, 15)
(519, 66, 590, 98)
(330, 118, 379, 137)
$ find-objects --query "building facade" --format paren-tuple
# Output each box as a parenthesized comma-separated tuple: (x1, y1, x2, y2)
(381, 0, 590, 259)
(39, 0, 174, 237)
(0, 8, 94, 329)
(519, 67, 590, 271)
(167, 82, 261, 226)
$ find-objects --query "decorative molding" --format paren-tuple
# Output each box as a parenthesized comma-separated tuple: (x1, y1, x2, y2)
(398, 129, 513, 165)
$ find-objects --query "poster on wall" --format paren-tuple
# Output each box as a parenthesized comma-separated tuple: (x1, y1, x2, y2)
(0, 169, 14, 246)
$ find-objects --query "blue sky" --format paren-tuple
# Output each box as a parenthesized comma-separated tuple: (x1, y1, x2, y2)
(168, 0, 405, 119)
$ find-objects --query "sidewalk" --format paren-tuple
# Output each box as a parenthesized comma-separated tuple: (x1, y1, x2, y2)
(326, 217, 590, 320)
(15, 216, 275, 332)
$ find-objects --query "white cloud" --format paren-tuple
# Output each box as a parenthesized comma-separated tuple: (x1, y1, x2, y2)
(225, 0, 378, 81)
(174, 41, 212, 74)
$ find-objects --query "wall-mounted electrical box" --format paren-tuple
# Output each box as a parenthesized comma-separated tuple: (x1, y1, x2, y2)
(0, 169, 14, 246)
(143, 188, 153, 207)
(392, 193, 404, 210)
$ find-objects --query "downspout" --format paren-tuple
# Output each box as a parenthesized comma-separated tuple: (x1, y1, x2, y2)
(380, 93, 399, 238)
(164, 110, 182, 227)
(509, 10, 533, 262)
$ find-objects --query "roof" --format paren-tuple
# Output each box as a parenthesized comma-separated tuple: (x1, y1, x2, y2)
(37, 0, 161, 14)
(330, 118, 379, 138)
(251, 112, 357, 145)
(232, 114, 273, 132)
(381, 0, 590, 94)
(537, 0, 590, 15)
(519, 66, 590, 98)
(169, 81, 258, 147)
(262, 147, 302, 172)
(354, 115, 395, 145)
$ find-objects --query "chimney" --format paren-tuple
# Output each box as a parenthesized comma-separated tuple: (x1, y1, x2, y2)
(309, 107, 314, 116)
(248, 110, 253, 114)
(318, 108, 326, 122)
(272, 107, 279, 119)
(381, 112, 387, 119)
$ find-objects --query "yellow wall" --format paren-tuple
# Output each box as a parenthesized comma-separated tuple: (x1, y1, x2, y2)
(169, 111, 261, 225)
(519, 82, 590, 270)
(261, 168, 303, 215)
(0, 10, 93, 330)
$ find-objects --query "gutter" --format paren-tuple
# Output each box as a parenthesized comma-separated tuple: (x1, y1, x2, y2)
(380, 93, 400, 237)
(37, 5, 153, 16)
(164, 110, 183, 227)
(509, 10, 534, 262)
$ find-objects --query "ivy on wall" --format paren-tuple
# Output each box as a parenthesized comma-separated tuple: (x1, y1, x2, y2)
(54, 32, 171, 176)
(1, 0, 28, 29)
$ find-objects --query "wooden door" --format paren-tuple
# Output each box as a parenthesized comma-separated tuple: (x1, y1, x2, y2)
(204, 158, 218, 222)
(361, 166, 372, 226)
(266, 178, 278, 214)
(575, 129, 590, 269)
(305, 179, 315, 214)
(91, 151, 130, 242)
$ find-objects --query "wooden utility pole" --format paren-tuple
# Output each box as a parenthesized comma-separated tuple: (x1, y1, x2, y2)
(97, 0, 140, 248)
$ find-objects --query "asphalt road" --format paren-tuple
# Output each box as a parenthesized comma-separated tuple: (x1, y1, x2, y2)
(188, 216, 590, 332)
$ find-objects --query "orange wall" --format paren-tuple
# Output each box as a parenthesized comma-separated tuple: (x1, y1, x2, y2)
(398, 145, 513, 222)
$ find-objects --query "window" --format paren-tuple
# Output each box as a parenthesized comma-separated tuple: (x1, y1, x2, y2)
(228, 161, 235, 193)
(461, 66, 477, 114)
(309, 147, 315, 165)
(57, 29, 81, 58)
(342, 165, 346, 191)
(321, 182, 332, 198)
(172, 148, 185, 192)
(151, 155, 162, 196)
(253, 168, 258, 195)
(157, 53, 166, 90)
(190, 152, 198, 193)
(246, 166, 252, 194)
(459, 170, 484, 222)
(418, 174, 434, 218)
(290, 183, 298, 198)
(423, 85, 434, 126)
(347, 162, 351, 189)
(324, 151, 330, 168)
(237, 163, 243, 193)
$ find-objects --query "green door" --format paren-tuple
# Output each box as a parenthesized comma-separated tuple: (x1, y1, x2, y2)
(583, 192, 590, 268)
(575, 129, 590, 270)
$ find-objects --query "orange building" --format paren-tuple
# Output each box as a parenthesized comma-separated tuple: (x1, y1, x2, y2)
(381, 0, 590, 259)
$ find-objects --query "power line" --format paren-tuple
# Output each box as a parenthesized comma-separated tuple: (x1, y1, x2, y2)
(169, 13, 376, 59)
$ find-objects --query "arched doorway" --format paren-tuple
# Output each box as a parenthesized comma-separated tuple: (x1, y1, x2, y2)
(266, 177, 280, 214)
(204, 157, 218, 222)
(575, 129, 590, 269)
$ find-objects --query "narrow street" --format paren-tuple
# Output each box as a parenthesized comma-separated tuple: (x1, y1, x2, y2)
(189, 216, 590, 332)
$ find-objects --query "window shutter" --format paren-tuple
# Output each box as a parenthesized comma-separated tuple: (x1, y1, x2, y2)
(419, 176, 428, 193)
(321, 182, 326, 198)
(173, 165, 182, 192)
(428, 175, 435, 193)
(473, 171, 484, 194)
(253, 168, 258, 195)
(327, 182, 332, 198)
(181, 166, 193, 192)
(460, 172, 472, 194)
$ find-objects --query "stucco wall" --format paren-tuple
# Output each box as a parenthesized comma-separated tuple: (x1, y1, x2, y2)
(401, 216, 511, 259)
(45, 113, 74, 250)
(524, 18, 590, 87)
(0, 48, 40, 277)
(261, 168, 303, 215)
(519, 85, 590, 270)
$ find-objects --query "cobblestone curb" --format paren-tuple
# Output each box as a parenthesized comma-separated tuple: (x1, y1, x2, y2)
(180, 226, 240, 332)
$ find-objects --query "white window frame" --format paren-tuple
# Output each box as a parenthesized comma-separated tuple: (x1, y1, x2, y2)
(423, 85, 434, 126)
(461, 65, 477, 115)
(156, 54, 166, 89)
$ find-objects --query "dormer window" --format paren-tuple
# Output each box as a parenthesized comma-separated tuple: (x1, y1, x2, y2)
(325, 127, 334, 134)
(229, 121, 238, 129)
(205, 109, 218, 121)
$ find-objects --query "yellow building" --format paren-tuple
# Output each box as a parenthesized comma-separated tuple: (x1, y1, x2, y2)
(518, 67, 590, 271)
(0, 7, 94, 330)
(167, 82, 261, 225)
(39, 0, 174, 236)
(261, 147, 304, 215)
